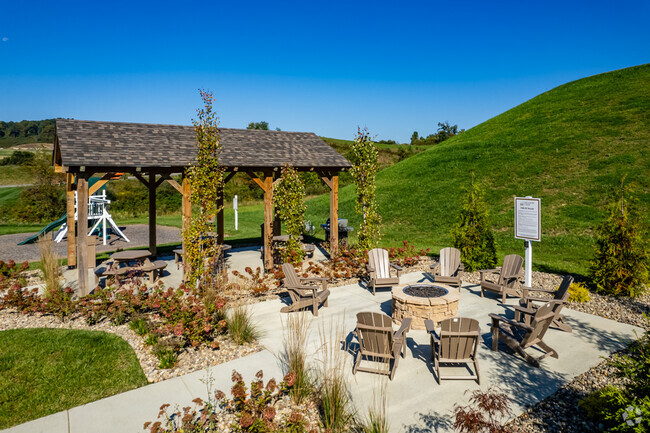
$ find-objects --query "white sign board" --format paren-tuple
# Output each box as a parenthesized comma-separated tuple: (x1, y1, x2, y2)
(515, 197, 541, 241)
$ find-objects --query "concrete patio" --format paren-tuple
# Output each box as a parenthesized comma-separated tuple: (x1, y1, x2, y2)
(6, 259, 642, 433)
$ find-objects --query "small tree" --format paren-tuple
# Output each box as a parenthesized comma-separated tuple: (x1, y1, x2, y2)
(591, 177, 649, 297)
(350, 127, 382, 251)
(273, 165, 307, 264)
(183, 90, 224, 287)
(451, 173, 497, 271)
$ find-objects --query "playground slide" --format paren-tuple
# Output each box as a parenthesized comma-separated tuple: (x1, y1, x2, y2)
(18, 214, 67, 245)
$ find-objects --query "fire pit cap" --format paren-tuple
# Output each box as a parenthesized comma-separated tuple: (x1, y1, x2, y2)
(403, 284, 448, 298)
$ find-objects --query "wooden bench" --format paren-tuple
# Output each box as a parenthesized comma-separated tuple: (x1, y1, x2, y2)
(94, 266, 129, 286)
(141, 260, 167, 283)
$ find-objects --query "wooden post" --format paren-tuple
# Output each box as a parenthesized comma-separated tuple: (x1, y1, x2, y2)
(76, 176, 89, 296)
(182, 176, 191, 238)
(263, 176, 274, 270)
(217, 183, 224, 244)
(148, 172, 157, 257)
(330, 175, 339, 256)
(66, 173, 76, 268)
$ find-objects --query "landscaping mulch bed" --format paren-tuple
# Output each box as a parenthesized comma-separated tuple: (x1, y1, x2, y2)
(461, 267, 648, 432)
(0, 310, 262, 383)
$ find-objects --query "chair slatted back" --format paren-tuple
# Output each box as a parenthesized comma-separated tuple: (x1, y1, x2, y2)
(439, 317, 479, 360)
(356, 312, 393, 356)
(282, 263, 301, 289)
(368, 248, 391, 279)
(499, 254, 524, 287)
(522, 302, 555, 347)
(439, 247, 461, 277)
(554, 275, 574, 302)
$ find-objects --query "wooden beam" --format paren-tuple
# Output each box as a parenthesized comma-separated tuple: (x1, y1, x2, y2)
(164, 176, 182, 194)
(88, 173, 114, 196)
(66, 173, 76, 268)
(247, 171, 268, 192)
(148, 172, 157, 257)
(223, 171, 237, 185)
(154, 176, 166, 189)
(76, 176, 89, 296)
(263, 176, 274, 270)
(330, 175, 339, 256)
(321, 176, 333, 189)
(133, 172, 149, 188)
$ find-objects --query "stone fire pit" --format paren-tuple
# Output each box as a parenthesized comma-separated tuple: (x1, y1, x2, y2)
(392, 283, 460, 330)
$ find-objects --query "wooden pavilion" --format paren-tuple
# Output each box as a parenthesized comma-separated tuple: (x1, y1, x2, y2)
(53, 119, 352, 295)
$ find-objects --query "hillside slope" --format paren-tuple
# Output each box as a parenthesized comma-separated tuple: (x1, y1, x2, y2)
(306, 64, 650, 275)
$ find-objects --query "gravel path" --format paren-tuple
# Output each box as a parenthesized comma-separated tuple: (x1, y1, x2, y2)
(0, 224, 182, 263)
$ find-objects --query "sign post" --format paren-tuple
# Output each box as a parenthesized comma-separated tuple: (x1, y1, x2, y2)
(234, 195, 238, 231)
(514, 196, 541, 287)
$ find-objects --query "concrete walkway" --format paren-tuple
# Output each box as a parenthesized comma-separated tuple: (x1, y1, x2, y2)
(5, 270, 642, 433)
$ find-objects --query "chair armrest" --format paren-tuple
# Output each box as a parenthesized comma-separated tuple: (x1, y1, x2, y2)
(521, 285, 555, 294)
(513, 305, 535, 316)
(458, 262, 465, 272)
(522, 295, 553, 303)
(394, 318, 412, 340)
(424, 319, 436, 333)
(367, 264, 375, 273)
(390, 263, 403, 271)
(489, 313, 533, 332)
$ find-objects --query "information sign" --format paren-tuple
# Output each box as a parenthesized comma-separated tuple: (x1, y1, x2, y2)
(515, 197, 541, 241)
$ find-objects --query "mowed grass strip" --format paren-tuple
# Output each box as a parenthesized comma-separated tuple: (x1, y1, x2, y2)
(0, 328, 147, 429)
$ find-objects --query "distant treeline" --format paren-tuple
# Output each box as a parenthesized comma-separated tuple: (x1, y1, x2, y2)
(0, 119, 58, 143)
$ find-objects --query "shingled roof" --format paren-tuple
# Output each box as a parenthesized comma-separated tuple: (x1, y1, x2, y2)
(54, 119, 352, 173)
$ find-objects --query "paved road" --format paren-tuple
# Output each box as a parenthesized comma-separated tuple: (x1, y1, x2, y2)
(0, 224, 182, 263)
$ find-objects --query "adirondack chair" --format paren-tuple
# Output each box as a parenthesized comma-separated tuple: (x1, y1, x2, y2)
(515, 275, 574, 333)
(425, 317, 480, 384)
(479, 254, 524, 303)
(367, 248, 402, 295)
(430, 247, 463, 288)
(280, 263, 330, 317)
(489, 301, 560, 367)
(353, 312, 412, 380)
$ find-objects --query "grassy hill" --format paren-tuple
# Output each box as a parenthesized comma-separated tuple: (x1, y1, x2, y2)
(306, 64, 650, 276)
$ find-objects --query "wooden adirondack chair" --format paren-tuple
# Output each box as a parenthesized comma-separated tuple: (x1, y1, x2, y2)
(353, 312, 412, 380)
(480, 254, 524, 303)
(430, 247, 463, 288)
(515, 275, 574, 333)
(367, 248, 402, 295)
(280, 263, 330, 317)
(489, 301, 560, 367)
(425, 317, 480, 384)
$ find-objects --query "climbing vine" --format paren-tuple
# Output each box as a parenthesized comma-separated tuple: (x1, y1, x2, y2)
(350, 127, 381, 250)
(273, 165, 306, 264)
(183, 90, 224, 286)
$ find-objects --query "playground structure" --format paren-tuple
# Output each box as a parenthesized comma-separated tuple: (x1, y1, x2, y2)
(55, 189, 129, 245)
(19, 180, 129, 246)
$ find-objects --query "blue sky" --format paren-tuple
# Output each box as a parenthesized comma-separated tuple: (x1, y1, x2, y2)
(1, 0, 649, 142)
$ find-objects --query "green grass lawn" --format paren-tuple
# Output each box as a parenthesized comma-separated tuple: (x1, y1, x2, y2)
(0, 166, 34, 185)
(0, 328, 147, 429)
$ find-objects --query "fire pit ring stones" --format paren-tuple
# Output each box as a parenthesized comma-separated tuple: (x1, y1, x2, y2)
(391, 283, 460, 330)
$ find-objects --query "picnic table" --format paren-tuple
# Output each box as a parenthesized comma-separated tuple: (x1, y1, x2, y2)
(110, 249, 152, 267)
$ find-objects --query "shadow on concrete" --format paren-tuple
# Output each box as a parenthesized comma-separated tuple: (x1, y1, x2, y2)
(402, 409, 454, 433)
(379, 299, 392, 316)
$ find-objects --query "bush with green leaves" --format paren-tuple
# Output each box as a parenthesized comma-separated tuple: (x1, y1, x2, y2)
(568, 282, 591, 303)
(590, 178, 649, 297)
(273, 165, 307, 264)
(450, 174, 497, 271)
(579, 320, 650, 431)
